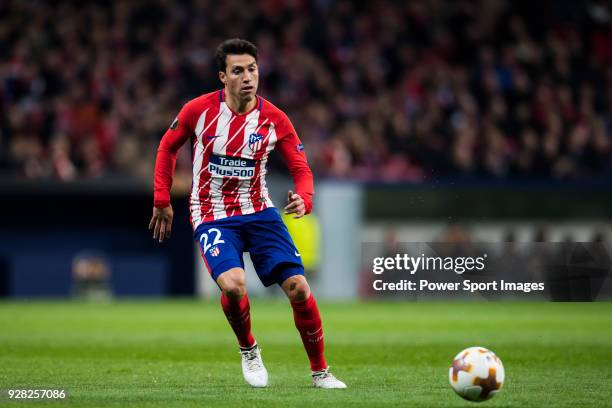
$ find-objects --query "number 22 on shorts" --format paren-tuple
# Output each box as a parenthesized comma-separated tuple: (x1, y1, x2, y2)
(199, 228, 225, 253)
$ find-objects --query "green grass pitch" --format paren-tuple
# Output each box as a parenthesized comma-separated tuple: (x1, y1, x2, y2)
(0, 300, 611, 407)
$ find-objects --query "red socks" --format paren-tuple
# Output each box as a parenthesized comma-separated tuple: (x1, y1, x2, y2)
(290, 294, 327, 371)
(220, 292, 255, 348)
(221, 291, 327, 371)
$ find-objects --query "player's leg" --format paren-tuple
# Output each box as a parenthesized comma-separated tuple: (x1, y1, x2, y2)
(280, 273, 346, 389)
(243, 208, 346, 388)
(195, 223, 267, 387)
(216, 267, 254, 349)
(216, 267, 268, 388)
(279, 274, 324, 369)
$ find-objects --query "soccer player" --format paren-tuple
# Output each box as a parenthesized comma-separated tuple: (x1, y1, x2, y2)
(149, 39, 346, 389)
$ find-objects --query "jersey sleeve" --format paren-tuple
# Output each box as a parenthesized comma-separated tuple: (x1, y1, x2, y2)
(153, 103, 196, 208)
(275, 114, 315, 214)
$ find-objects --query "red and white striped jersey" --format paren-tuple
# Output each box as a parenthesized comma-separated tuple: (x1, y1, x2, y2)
(154, 89, 314, 230)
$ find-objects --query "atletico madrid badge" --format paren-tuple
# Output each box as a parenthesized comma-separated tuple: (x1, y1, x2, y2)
(248, 133, 264, 151)
(209, 246, 220, 257)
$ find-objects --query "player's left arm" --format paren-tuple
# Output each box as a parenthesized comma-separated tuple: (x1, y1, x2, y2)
(275, 115, 314, 219)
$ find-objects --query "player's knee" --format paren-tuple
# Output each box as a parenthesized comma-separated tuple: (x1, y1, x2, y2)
(285, 276, 311, 302)
(218, 269, 246, 299)
(223, 284, 245, 299)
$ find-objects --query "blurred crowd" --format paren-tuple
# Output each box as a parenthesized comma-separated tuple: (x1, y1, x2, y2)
(1, 0, 612, 183)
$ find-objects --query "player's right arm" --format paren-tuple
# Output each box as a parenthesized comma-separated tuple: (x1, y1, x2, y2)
(149, 103, 195, 242)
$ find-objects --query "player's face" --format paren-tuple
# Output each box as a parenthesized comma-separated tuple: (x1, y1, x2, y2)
(220, 54, 259, 102)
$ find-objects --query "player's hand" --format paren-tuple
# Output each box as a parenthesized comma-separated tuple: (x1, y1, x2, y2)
(148, 205, 174, 243)
(284, 190, 305, 219)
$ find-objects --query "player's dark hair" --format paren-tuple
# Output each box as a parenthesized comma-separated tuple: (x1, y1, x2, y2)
(215, 38, 258, 72)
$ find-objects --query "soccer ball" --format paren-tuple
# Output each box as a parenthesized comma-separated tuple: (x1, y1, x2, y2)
(449, 347, 505, 402)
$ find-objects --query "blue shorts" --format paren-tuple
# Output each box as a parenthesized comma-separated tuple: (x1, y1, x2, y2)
(194, 208, 304, 287)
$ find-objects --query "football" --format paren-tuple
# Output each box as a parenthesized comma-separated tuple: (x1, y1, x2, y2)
(449, 347, 505, 402)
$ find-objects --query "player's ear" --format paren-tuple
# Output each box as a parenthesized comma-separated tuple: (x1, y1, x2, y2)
(219, 71, 227, 85)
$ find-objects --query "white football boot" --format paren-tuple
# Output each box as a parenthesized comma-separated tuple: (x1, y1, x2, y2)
(312, 367, 347, 389)
(239, 343, 268, 388)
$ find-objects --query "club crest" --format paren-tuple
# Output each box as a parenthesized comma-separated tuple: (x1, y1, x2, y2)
(249, 133, 264, 151)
